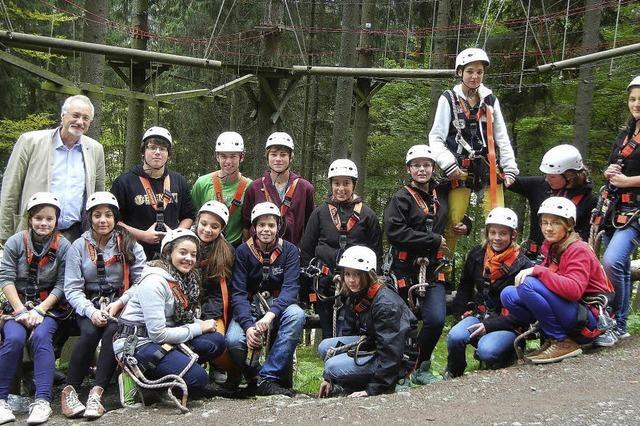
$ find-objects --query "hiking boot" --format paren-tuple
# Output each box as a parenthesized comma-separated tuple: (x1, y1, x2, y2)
(118, 372, 139, 407)
(83, 386, 105, 419)
(61, 385, 84, 418)
(410, 361, 441, 385)
(530, 339, 582, 364)
(0, 399, 15, 425)
(593, 330, 617, 348)
(256, 380, 295, 397)
(26, 399, 51, 425)
(524, 339, 553, 360)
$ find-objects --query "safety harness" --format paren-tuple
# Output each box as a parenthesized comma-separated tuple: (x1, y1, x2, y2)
(139, 175, 174, 230)
(212, 172, 249, 215)
(261, 177, 300, 217)
(21, 231, 61, 303)
(85, 234, 130, 309)
(477, 246, 520, 316)
(247, 237, 283, 292)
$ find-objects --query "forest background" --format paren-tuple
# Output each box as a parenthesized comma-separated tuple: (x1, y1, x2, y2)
(0, 0, 639, 268)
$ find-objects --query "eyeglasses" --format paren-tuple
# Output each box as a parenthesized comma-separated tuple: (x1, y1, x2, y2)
(540, 220, 565, 228)
(69, 112, 92, 122)
(146, 144, 169, 153)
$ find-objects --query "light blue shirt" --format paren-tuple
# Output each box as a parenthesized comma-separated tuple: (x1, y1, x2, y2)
(50, 129, 85, 230)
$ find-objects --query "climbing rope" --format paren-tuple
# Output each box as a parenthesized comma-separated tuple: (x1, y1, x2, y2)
(609, 0, 622, 76)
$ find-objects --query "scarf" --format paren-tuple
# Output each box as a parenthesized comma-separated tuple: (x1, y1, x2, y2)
(483, 245, 519, 284)
(159, 259, 201, 325)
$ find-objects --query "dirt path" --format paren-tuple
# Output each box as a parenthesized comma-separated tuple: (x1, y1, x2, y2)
(16, 337, 640, 425)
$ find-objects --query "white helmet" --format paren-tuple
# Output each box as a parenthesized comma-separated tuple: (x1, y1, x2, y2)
(160, 228, 199, 254)
(627, 76, 640, 91)
(143, 126, 173, 144)
(215, 131, 244, 153)
(485, 207, 518, 230)
(27, 192, 61, 213)
(328, 159, 358, 179)
(251, 202, 281, 224)
(338, 245, 377, 272)
(265, 132, 294, 151)
(406, 145, 437, 165)
(198, 200, 230, 228)
(455, 48, 490, 70)
(539, 144, 584, 174)
(538, 196, 576, 222)
(86, 191, 119, 212)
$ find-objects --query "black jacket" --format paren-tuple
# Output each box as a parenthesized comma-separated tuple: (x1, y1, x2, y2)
(452, 245, 533, 333)
(299, 197, 383, 296)
(508, 176, 596, 245)
(111, 165, 195, 259)
(608, 126, 640, 208)
(198, 242, 235, 322)
(339, 285, 418, 396)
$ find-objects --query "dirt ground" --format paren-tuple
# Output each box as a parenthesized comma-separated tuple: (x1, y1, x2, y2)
(12, 336, 640, 425)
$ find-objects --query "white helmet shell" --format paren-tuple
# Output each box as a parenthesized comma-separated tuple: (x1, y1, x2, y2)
(143, 126, 173, 144)
(160, 228, 199, 254)
(455, 48, 490, 70)
(538, 196, 576, 222)
(265, 132, 294, 151)
(406, 144, 437, 164)
(251, 202, 281, 224)
(198, 200, 230, 228)
(27, 192, 61, 212)
(86, 191, 119, 212)
(539, 144, 584, 174)
(627, 76, 640, 91)
(328, 159, 358, 179)
(485, 207, 518, 230)
(338, 245, 377, 272)
(215, 131, 244, 153)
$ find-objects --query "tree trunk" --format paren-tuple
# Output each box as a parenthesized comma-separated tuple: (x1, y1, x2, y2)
(300, 0, 317, 179)
(427, 0, 452, 129)
(351, 0, 376, 196)
(572, 0, 602, 157)
(330, 1, 360, 160)
(124, 0, 149, 171)
(80, 0, 106, 142)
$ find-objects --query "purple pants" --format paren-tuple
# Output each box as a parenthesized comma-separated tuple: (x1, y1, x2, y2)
(0, 317, 58, 401)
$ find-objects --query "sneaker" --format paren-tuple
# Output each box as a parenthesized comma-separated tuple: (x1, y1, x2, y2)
(410, 361, 441, 385)
(0, 399, 15, 425)
(209, 365, 228, 385)
(26, 399, 51, 425)
(60, 385, 84, 418)
(525, 340, 552, 359)
(614, 328, 631, 340)
(83, 386, 105, 419)
(256, 380, 295, 397)
(593, 330, 617, 347)
(530, 338, 582, 364)
(118, 372, 139, 407)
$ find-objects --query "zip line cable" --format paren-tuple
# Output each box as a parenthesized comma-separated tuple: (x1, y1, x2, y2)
(475, 0, 492, 47)
(203, 0, 225, 59)
(0, 0, 14, 32)
(284, 0, 307, 66)
(609, 0, 622, 76)
(519, 0, 532, 93)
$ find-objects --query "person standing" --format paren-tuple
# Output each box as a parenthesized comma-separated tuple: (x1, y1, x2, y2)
(111, 126, 195, 259)
(0, 95, 105, 243)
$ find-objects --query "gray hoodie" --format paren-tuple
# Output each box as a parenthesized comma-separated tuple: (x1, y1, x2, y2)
(112, 266, 202, 358)
(64, 230, 146, 319)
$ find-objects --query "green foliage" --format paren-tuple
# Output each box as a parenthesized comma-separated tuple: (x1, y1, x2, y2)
(0, 113, 55, 166)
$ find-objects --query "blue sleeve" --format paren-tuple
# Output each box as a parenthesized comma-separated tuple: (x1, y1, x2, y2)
(231, 246, 255, 331)
(270, 243, 300, 317)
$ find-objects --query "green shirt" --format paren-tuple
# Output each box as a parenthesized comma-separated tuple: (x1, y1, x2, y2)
(191, 172, 252, 246)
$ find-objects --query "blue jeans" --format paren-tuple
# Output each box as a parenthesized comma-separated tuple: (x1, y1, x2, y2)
(602, 226, 640, 332)
(0, 317, 58, 401)
(501, 279, 596, 341)
(134, 332, 225, 394)
(317, 336, 375, 387)
(226, 304, 305, 383)
(417, 282, 446, 363)
(446, 316, 517, 377)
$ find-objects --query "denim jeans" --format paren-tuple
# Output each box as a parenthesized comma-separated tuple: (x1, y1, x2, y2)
(0, 317, 58, 401)
(226, 304, 305, 382)
(417, 282, 446, 363)
(446, 316, 517, 377)
(602, 225, 640, 332)
(317, 336, 375, 387)
(501, 279, 596, 341)
(134, 332, 225, 394)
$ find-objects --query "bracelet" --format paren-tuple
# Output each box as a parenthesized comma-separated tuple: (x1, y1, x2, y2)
(34, 307, 47, 317)
(13, 308, 28, 317)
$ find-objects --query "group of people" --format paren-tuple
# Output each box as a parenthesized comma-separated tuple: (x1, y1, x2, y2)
(0, 46, 637, 424)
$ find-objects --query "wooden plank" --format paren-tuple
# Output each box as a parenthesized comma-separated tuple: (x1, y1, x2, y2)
(0, 50, 74, 86)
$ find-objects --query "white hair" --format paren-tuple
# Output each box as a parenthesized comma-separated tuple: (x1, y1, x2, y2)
(60, 95, 95, 120)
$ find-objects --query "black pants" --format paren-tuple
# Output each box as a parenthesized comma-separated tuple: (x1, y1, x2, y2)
(66, 316, 118, 389)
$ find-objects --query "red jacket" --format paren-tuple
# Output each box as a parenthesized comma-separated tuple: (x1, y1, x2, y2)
(532, 239, 612, 301)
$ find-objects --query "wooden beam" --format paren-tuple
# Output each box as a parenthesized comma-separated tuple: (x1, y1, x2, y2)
(210, 74, 257, 96)
(270, 76, 301, 123)
(292, 65, 455, 78)
(154, 89, 212, 101)
(258, 76, 281, 111)
(358, 80, 386, 108)
(40, 81, 171, 106)
(0, 50, 73, 86)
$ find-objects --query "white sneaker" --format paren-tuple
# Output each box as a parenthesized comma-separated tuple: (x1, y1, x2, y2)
(593, 330, 617, 347)
(27, 399, 51, 425)
(0, 400, 15, 425)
